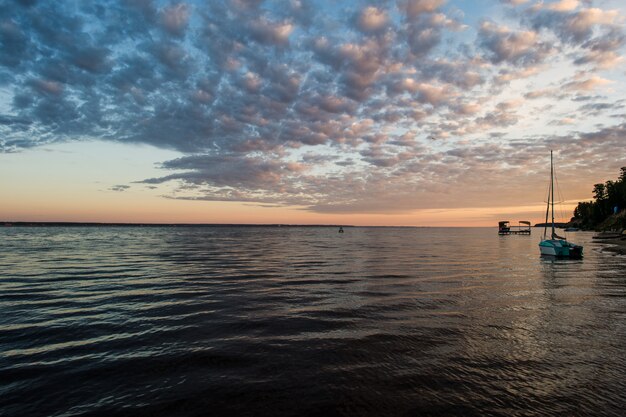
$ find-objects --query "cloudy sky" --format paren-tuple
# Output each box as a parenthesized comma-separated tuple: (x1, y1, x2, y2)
(1, 0, 625, 225)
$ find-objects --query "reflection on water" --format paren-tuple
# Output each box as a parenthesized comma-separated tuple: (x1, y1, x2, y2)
(1, 227, 625, 416)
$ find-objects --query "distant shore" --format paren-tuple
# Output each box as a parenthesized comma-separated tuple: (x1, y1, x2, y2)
(533, 222, 569, 228)
(1, 222, 355, 228)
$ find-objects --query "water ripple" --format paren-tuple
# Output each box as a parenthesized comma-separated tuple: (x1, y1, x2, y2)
(1, 227, 625, 416)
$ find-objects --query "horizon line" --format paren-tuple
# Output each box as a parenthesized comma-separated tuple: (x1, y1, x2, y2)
(1, 221, 553, 228)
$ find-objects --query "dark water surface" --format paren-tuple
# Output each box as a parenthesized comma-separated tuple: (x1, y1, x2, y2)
(1, 227, 625, 416)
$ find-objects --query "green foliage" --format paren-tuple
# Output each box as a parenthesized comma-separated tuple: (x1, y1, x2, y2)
(573, 167, 626, 230)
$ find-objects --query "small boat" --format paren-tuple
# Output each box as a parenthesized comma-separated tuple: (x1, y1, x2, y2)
(539, 151, 583, 258)
(564, 227, 579, 232)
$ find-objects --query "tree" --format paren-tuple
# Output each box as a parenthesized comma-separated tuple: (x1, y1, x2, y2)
(593, 183, 607, 201)
(573, 168, 626, 230)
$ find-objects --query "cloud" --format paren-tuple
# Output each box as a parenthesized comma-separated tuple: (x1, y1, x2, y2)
(563, 74, 612, 91)
(355, 6, 389, 33)
(110, 185, 131, 192)
(0, 18, 30, 68)
(577, 101, 624, 116)
(421, 59, 484, 88)
(527, 5, 622, 44)
(547, 0, 580, 13)
(69, 46, 111, 74)
(0, 114, 31, 125)
(0, 0, 624, 215)
(524, 87, 558, 99)
(495, 66, 540, 84)
(33, 126, 626, 215)
(551, 117, 576, 125)
(160, 3, 190, 37)
(500, 0, 529, 6)
(406, 12, 463, 58)
(142, 154, 305, 189)
(401, 0, 445, 19)
(574, 29, 625, 69)
(415, 82, 457, 105)
(478, 21, 551, 65)
(248, 17, 294, 45)
(28, 79, 64, 96)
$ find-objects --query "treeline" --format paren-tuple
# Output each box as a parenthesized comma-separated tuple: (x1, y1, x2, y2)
(572, 167, 626, 230)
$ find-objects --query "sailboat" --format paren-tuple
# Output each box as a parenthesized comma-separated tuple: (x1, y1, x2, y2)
(538, 151, 583, 258)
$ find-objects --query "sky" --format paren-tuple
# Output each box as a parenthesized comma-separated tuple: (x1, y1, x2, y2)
(1, 0, 625, 226)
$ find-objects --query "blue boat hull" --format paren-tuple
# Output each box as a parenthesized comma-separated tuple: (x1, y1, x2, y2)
(539, 239, 583, 258)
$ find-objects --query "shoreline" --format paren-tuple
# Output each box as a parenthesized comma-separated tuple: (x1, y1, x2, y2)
(599, 237, 626, 255)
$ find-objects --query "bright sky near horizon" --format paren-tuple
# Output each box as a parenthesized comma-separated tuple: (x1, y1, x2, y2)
(1, 0, 625, 226)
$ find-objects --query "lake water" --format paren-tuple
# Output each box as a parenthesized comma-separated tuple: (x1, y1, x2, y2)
(1, 226, 625, 416)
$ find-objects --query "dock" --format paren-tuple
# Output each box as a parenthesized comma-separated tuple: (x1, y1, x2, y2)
(498, 221, 531, 235)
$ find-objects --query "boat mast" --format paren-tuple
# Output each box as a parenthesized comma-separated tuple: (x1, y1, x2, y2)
(543, 151, 551, 239)
(550, 150, 555, 239)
